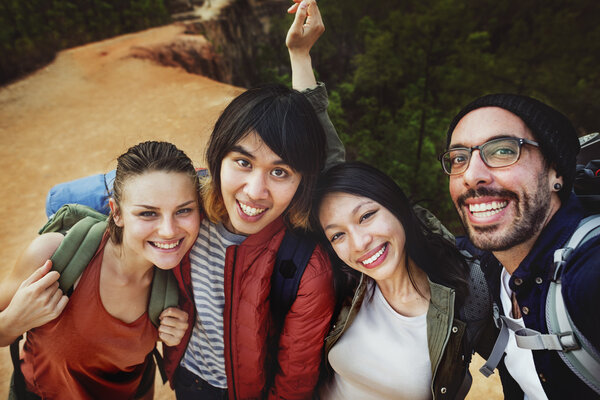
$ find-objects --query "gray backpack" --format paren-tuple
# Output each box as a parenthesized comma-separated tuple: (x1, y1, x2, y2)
(480, 214, 600, 395)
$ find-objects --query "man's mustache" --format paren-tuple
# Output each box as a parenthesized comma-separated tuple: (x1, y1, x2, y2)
(456, 187, 519, 208)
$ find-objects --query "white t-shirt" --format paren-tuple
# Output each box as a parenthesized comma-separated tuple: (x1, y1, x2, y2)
(322, 284, 432, 400)
(500, 268, 549, 400)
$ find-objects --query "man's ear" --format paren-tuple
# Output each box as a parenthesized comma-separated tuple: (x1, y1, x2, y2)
(109, 198, 123, 227)
(546, 166, 564, 195)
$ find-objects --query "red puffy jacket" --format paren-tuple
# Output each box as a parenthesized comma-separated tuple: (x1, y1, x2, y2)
(164, 215, 335, 399)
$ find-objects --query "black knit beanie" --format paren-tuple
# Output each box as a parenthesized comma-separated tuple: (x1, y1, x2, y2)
(445, 94, 580, 202)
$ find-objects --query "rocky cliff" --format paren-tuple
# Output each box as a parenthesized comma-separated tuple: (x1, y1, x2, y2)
(134, 0, 287, 88)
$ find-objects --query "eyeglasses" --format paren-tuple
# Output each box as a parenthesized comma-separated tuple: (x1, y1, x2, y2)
(439, 137, 539, 175)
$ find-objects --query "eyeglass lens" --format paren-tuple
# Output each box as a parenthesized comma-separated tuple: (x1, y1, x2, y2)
(443, 138, 521, 174)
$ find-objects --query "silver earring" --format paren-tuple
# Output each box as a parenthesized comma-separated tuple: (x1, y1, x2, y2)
(554, 182, 562, 191)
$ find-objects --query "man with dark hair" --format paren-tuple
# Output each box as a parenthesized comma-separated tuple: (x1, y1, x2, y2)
(440, 94, 600, 399)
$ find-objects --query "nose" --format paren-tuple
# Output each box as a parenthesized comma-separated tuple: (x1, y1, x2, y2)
(159, 216, 176, 237)
(462, 149, 492, 188)
(349, 228, 372, 253)
(243, 171, 268, 200)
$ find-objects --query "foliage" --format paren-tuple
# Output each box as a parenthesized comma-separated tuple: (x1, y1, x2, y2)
(0, 0, 170, 84)
(264, 0, 600, 232)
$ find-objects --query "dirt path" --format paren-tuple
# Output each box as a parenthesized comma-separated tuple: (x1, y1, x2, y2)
(0, 23, 501, 399)
(0, 23, 242, 399)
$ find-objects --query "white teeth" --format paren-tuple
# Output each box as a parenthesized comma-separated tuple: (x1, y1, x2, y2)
(362, 244, 386, 266)
(153, 240, 180, 249)
(469, 201, 508, 216)
(239, 202, 266, 216)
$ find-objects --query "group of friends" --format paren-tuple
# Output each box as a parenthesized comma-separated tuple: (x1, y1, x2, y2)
(0, 0, 598, 399)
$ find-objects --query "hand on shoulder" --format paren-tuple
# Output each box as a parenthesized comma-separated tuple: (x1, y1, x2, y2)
(0, 233, 68, 346)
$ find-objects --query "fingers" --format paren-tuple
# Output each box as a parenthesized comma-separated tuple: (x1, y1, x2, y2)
(5, 273, 68, 334)
(21, 260, 53, 287)
(288, 0, 308, 35)
(287, 0, 302, 13)
(159, 307, 188, 325)
(158, 307, 188, 347)
(306, 0, 323, 25)
(287, 2, 299, 13)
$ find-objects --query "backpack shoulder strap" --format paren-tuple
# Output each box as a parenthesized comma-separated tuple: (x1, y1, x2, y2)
(479, 215, 600, 395)
(50, 216, 108, 293)
(148, 267, 179, 384)
(270, 230, 317, 324)
(148, 268, 179, 328)
(544, 214, 600, 394)
(459, 251, 493, 344)
(40, 203, 109, 235)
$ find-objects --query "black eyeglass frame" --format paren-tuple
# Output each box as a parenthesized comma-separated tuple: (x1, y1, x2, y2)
(439, 137, 540, 176)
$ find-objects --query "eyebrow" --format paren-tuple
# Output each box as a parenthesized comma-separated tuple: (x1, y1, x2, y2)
(449, 134, 520, 149)
(132, 200, 197, 209)
(230, 145, 289, 166)
(322, 199, 374, 231)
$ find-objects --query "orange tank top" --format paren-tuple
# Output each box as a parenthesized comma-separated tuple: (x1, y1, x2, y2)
(21, 232, 158, 399)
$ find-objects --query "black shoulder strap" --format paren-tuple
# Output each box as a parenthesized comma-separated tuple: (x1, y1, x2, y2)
(9, 335, 26, 400)
(270, 230, 317, 325)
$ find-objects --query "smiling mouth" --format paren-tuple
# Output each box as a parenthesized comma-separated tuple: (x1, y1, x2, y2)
(361, 243, 387, 266)
(238, 201, 267, 217)
(468, 201, 508, 217)
(150, 239, 182, 250)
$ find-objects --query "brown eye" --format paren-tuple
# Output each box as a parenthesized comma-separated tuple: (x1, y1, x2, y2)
(359, 210, 377, 223)
(330, 232, 344, 243)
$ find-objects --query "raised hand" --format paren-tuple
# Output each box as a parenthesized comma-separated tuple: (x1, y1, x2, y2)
(286, 0, 325, 56)
(0, 260, 69, 345)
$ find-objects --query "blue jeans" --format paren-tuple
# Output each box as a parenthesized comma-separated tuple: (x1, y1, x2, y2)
(174, 366, 228, 400)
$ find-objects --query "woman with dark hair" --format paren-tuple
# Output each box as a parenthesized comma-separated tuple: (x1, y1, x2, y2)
(312, 161, 492, 400)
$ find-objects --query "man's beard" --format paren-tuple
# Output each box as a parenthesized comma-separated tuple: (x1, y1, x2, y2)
(456, 174, 550, 252)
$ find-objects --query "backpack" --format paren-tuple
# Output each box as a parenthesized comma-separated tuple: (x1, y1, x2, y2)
(9, 203, 179, 400)
(574, 132, 600, 214)
(480, 214, 600, 395)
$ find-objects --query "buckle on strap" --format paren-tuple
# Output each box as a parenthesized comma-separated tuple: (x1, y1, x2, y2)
(557, 331, 581, 352)
(479, 364, 496, 378)
(552, 247, 572, 281)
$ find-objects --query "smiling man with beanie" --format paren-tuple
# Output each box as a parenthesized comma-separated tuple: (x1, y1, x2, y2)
(440, 93, 600, 399)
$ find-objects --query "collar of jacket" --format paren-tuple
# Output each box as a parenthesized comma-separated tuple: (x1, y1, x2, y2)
(234, 215, 286, 247)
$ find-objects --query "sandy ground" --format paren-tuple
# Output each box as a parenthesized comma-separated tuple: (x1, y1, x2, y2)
(0, 23, 502, 399)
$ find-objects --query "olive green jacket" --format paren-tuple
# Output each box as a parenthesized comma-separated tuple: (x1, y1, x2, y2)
(323, 275, 476, 400)
(301, 82, 346, 169)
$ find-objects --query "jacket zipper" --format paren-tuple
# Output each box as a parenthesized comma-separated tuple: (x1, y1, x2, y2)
(430, 289, 455, 399)
(229, 246, 238, 400)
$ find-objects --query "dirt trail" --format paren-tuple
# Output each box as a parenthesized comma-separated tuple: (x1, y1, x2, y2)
(0, 23, 242, 399)
(0, 23, 501, 399)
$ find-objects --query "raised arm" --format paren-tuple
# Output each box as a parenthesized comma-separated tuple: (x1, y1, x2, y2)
(0, 233, 68, 346)
(287, 0, 345, 168)
(286, 0, 323, 90)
